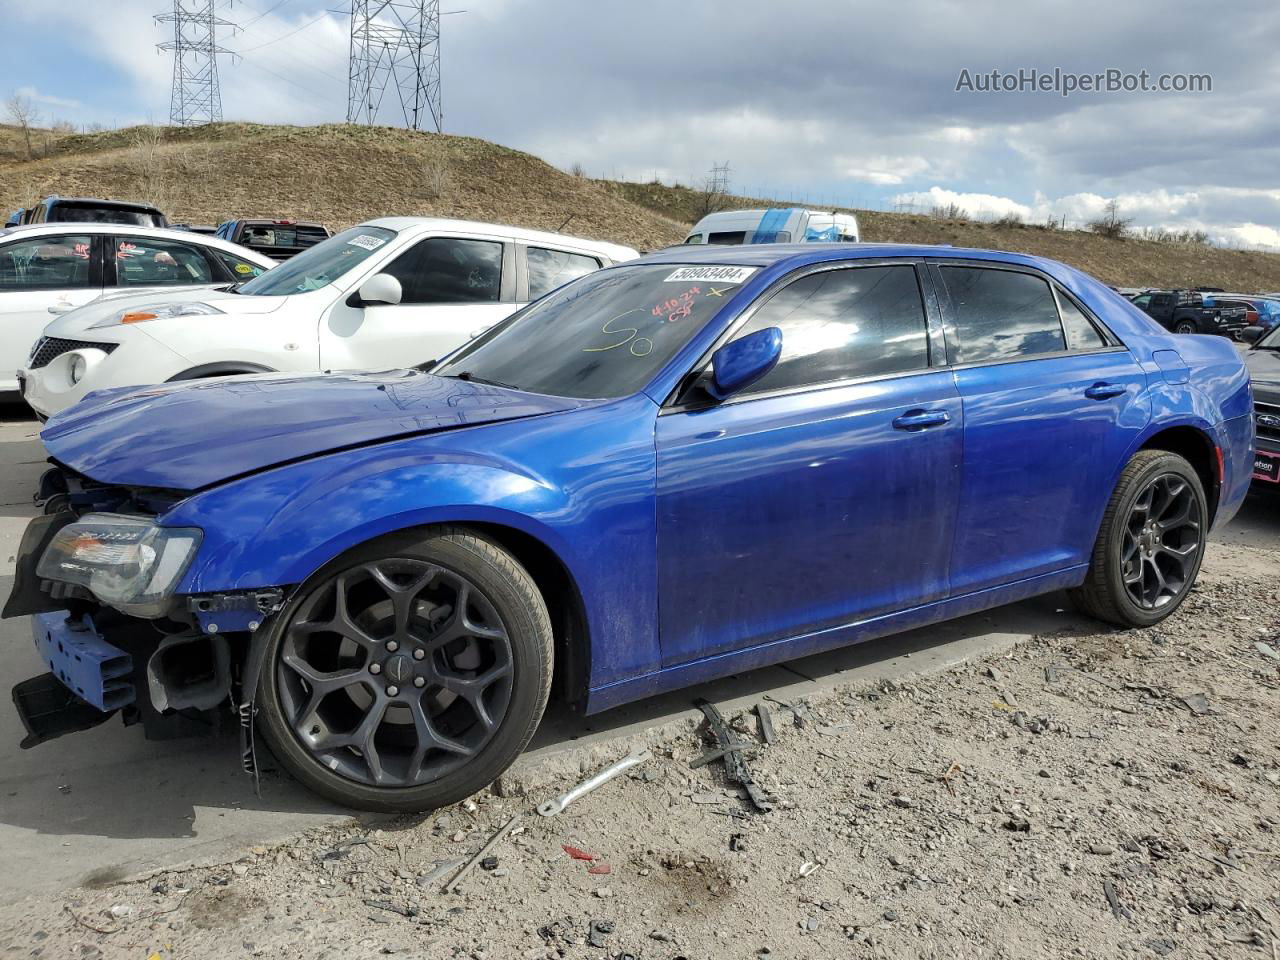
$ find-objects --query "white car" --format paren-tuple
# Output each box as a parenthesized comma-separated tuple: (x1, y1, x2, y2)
(1, 223, 275, 398)
(21, 218, 638, 418)
(683, 208, 860, 245)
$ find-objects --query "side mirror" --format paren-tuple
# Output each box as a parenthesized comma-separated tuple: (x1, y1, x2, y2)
(356, 273, 403, 306)
(707, 327, 782, 400)
(1241, 325, 1263, 344)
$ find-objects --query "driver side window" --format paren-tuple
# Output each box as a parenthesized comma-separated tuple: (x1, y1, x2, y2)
(382, 237, 503, 305)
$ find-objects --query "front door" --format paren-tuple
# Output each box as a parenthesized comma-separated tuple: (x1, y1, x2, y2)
(319, 235, 515, 371)
(930, 262, 1150, 594)
(655, 261, 962, 667)
(0, 233, 102, 389)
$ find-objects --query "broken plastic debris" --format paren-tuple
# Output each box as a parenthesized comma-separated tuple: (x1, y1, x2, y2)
(562, 844, 597, 861)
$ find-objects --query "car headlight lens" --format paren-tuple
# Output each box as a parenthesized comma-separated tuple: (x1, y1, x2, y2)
(91, 302, 224, 328)
(37, 514, 202, 616)
(68, 353, 86, 384)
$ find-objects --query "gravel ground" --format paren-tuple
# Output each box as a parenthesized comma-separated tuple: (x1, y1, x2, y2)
(2, 538, 1278, 960)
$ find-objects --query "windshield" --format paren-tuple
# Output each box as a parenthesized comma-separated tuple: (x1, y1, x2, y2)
(237, 225, 396, 296)
(1257, 323, 1280, 349)
(434, 262, 758, 399)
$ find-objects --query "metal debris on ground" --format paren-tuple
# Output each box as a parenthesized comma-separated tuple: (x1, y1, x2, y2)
(1180, 693, 1211, 716)
(443, 816, 520, 893)
(416, 859, 464, 888)
(364, 899, 417, 918)
(537, 750, 652, 817)
(695, 698, 775, 813)
(756, 702, 776, 744)
(1103, 880, 1133, 920)
(690, 745, 759, 769)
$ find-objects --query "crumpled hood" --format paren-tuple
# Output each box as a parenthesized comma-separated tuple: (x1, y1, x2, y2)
(42, 370, 587, 490)
(45, 287, 288, 338)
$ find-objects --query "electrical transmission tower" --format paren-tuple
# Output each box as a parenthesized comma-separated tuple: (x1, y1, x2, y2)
(156, 1, 237, 125)
(347, 0, 443, 132)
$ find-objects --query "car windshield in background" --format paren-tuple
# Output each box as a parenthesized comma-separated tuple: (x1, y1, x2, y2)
(236, 226, 396, 296)
(434, 263, 756, 399)
(1257, 324, 1280, 349)
(48, 206, 164, 227)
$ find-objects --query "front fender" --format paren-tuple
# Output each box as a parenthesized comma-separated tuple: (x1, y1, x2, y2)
(162, 395, 662, 687)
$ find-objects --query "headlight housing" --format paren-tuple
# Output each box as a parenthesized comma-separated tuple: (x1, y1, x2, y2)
(91, 301, 224, 328)
(37, 514, 202, 617)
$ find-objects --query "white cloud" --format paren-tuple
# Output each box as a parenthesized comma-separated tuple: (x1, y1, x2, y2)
(14, 87, 84, 112)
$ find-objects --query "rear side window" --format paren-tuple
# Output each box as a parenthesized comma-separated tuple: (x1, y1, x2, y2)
(527, 247, 600, 299)
(383, 236, 503, 304)
(112, 237, 215, 287)
(1057, 291, 1107, 350)
(213, 250, 268, 280)
(707, 231, 747, 245)
(729, 264, 930, 395)
(0, 235, 93, 290)
(938, 266, 1064, 363)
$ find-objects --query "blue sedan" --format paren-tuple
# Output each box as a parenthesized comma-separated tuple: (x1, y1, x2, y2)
(5, 243, 1255, 811)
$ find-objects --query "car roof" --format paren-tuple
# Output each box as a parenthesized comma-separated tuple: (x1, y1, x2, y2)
(634, 241, 1059, 270)
(362, 216, 639, 261)
(0, 222, 278, 266)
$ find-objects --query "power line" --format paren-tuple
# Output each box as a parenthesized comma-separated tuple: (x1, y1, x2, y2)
(156, 1, 239, 125)
(231, 12, 329, 53)
(236, 0, 296, 29)
(347, 0, 447, 132)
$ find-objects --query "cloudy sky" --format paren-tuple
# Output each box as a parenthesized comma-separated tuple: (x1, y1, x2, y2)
(4, 0, 1279, 248)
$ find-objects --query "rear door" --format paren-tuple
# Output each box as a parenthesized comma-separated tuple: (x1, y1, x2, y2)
(930, 261, 1149, 595)
(319, 234, 514, 370)
(0, 232, 103, 388)
(107, 234, 222, 295)
(655, 260, 962, 666)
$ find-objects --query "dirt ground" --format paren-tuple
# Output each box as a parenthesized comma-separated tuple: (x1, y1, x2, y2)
(2, 536, 1278, 960)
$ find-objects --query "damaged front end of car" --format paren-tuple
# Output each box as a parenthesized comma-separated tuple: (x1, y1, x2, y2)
(4, 466, 288, 777)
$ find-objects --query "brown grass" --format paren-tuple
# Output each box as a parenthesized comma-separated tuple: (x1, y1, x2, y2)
(2, 121, 1277, 290)
(601, 180, 1280, 291)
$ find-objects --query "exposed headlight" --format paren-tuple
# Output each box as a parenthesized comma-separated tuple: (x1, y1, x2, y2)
(68, 353, 87, 384)
(37, 514, 202, 616)
(91, 302, 224, 328)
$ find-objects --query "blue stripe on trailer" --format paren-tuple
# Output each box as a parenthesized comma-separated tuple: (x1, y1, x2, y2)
(751, 208, 794, 244)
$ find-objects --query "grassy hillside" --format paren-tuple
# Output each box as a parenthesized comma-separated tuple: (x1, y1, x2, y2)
(1, 121, 1277, 291)
(0, 123, 688, 252)
(602, 181, 1280, 292)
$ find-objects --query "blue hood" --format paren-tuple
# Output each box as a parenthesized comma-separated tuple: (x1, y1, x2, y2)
(42, 370, 586, 491)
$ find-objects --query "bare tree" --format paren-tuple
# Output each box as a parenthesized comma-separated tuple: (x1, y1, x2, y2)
(694, 160, 732, 218)
(1088, 198, 1133, 240)
(5, 93, 42, 161)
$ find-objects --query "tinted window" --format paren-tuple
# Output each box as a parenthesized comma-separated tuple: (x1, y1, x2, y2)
(237, 226, 396, 297)
(113, 237, 214, 287)
(938, 266, 1065, 363)
(434, 263, 747, 399)
(731, 264, 929, 395)
(214, 250, 268, 280)
(708, 231, 747, 245)
(1057, 291, 1106, 350)
(383, 237, 502, 304)
(50, 205, 164, 227)
(0, 235, 93, 290)
(527, 247, 600, 299)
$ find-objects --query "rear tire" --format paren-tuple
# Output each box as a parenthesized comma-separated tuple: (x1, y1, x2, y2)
(1070, 450, 1207, 628)
(256, 526, 553, 812)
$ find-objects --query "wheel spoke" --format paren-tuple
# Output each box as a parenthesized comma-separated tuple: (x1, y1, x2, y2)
(369, 563, 437, 635)
(405, 695, 472, 781)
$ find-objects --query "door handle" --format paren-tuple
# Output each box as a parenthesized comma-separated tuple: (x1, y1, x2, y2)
(1084, 382, 1126, 400)
(893, 409, 951, 431)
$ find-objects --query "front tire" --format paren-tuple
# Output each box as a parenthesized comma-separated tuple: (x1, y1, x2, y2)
(1070, 450, 1207, 627)
(256, 527, 553, 812)
(1174, 319, 1198, 334)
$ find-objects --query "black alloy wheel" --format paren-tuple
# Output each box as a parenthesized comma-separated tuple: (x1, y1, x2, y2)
(1071, 450, 1207, 627)
(256, 528, 552, 811)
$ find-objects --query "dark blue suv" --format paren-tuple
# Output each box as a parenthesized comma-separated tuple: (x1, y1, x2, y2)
(5, 243, 1254, 811)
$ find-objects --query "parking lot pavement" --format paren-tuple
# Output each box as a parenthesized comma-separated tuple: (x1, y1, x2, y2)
(0, 401, 1276, 896)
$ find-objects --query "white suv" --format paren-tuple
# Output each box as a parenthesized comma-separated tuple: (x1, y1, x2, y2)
(21, 218, 637, 418)
(1, 223, 274, 399)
